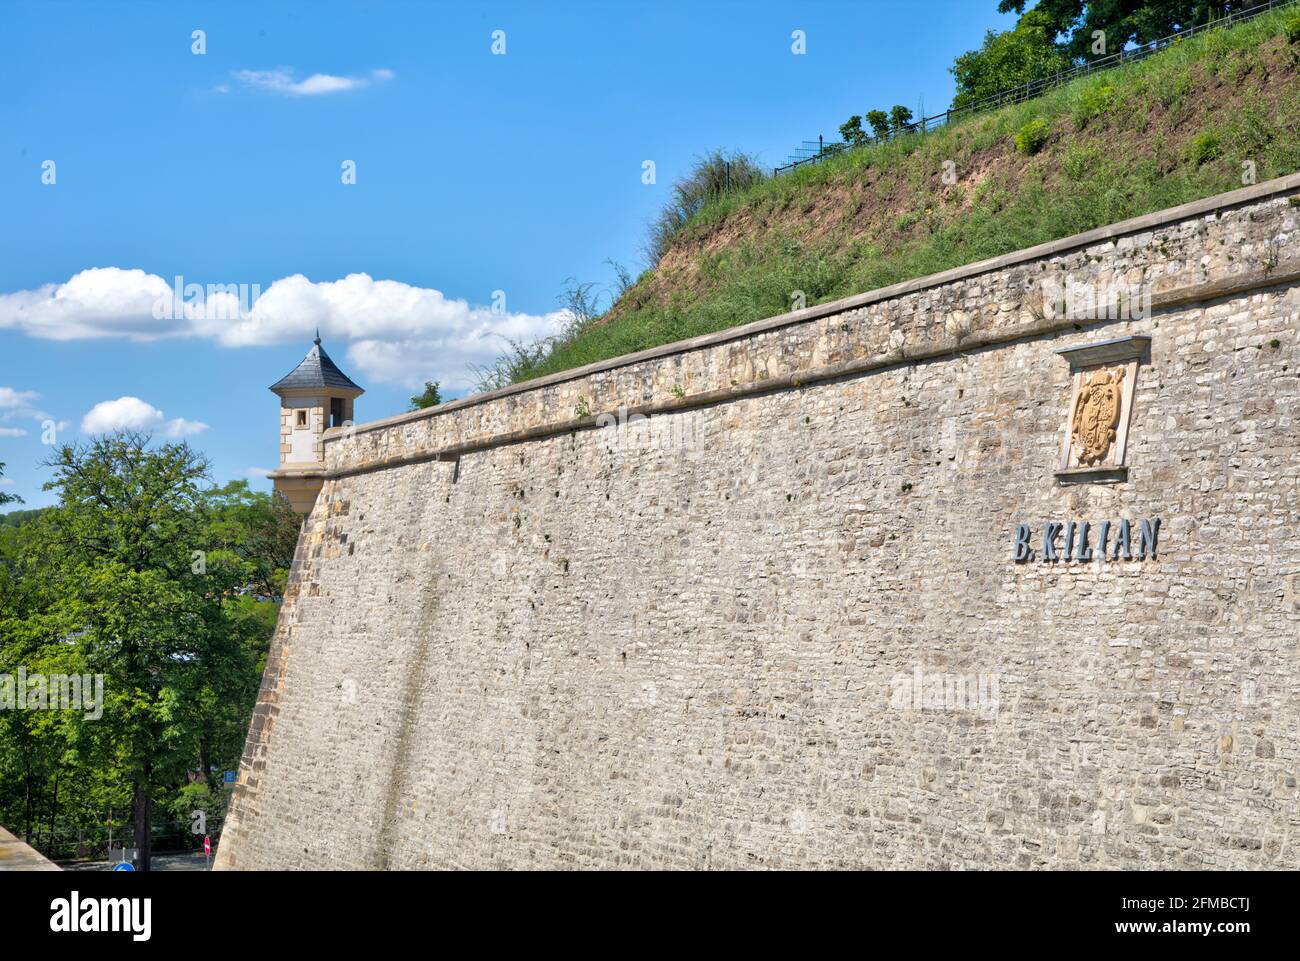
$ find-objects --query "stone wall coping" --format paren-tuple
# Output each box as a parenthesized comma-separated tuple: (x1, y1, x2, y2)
(0, 824, 60, 871)
(1056, 335, 1152, 368)
(327, 171, 1300, 445)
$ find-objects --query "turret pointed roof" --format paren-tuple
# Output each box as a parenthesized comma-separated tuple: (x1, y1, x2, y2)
(270, 332, 364, 395)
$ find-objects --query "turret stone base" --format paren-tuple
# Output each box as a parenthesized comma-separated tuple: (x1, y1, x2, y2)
(267, 466, 326, 515)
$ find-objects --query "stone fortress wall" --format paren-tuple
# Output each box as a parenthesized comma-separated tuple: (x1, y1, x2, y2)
(217, 174, 1300, 869)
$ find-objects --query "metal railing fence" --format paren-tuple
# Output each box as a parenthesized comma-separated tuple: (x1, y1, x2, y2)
(775, 0, 1297, 175)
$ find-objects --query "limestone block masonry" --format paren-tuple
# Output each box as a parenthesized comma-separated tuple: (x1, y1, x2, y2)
(217, 175, 1300, 870)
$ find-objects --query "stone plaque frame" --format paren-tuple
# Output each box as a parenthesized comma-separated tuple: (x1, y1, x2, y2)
(1055, 335, 1149, 483)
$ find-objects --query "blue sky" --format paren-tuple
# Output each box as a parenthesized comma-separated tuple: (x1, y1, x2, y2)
(0, 0, 1015, 507)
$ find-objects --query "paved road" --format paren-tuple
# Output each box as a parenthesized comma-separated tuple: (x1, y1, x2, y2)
(58, 851, 210, 872)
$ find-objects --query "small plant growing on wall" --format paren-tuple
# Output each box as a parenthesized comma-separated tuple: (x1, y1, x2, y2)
(670, 384, 685, 399)
(574, 397, 592, 418)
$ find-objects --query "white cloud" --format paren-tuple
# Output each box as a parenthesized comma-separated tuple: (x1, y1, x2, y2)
(0, 388, 39, 410)
(0, 478, 13, 487)
(0, 386, 64, 430)
(256, 273, 567, 390)
(82, 397, 160, 433)
(0, 427, 27, 438)
(0, 268, 174, 341)
(162, 418, 210, 438)
(245, 467, 272, 479)
(1, 269, 570, 391)
(232, 67, 395, 96)
(81, 397, 209, 438)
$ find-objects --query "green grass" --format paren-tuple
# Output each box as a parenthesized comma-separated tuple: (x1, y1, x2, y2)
(513, 6, 1300, 384)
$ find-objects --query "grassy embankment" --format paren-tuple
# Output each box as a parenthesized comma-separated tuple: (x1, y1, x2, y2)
(517, 7, 1300, 383)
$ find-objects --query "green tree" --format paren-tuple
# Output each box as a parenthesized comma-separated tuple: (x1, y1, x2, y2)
(951, 8, 1072, 109)
(39, 432, 227, 869)
(0, 508, 48, 529)
(0, 513, 89, 849)
(997, 1, 1250, 62)
(0, 442, 284, 863)
(186, 481, 294, 799)
(889, 104, 915, 132)
(865, 109, 892, 138)
(408, 381, 443, 411)
(203, 481, 300, 600)
(839, 115, 867, 146)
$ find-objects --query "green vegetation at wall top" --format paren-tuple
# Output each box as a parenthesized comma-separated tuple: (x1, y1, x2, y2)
(513, 7, 1300, 385)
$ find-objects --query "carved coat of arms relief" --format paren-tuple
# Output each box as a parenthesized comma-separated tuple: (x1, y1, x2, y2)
(1071, 367, 1125, 465)
(1056, 337, 1148, 479)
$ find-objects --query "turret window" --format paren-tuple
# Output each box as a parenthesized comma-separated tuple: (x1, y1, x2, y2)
(296, 410, 308, 427)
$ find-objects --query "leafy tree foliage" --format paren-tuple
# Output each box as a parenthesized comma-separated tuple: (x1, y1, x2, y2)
(0, 508, 47, 528)
(408, 381, 443, 411)
(839, 115, 867, 146)
(889, 104, 915, 131)
(997, 0, 1258, 62)
(203, 481, 301, 601)
(865, 110, 892, 138)
(0, 434, 291, 867)
(839, 106, 915, 148)
(953, 2, 1261, 110)
(951, 8, 1072, 109)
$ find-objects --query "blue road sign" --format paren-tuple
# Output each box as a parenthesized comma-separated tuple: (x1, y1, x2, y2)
(223, 770, 236, 785)
(112, 862, 135, 872)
